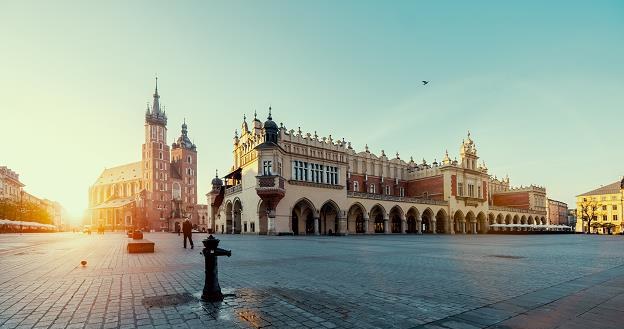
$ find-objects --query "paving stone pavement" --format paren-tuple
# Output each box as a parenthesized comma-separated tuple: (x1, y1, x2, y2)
(1, 233, 624, 329)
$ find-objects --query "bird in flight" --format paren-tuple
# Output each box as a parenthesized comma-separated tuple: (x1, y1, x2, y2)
(422, 80, 429, 85)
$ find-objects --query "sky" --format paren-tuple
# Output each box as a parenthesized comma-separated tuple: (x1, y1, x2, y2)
(1, 0, 623, 221)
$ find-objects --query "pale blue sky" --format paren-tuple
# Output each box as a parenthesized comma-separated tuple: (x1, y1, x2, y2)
(1, 1, 622, 218)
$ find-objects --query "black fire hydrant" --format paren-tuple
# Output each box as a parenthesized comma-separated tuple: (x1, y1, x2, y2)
(201, 235, 231, 302)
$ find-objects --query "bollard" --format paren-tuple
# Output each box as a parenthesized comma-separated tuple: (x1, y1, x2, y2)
(201, 235, 231, 302)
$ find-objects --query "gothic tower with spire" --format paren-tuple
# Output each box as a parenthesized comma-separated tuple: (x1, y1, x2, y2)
(142, 77, 171, 226)
(171, 119, 198, 223)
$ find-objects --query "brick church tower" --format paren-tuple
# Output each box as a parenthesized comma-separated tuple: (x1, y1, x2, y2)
(142, 78, 172, 227)
(171, 120, 198, 224)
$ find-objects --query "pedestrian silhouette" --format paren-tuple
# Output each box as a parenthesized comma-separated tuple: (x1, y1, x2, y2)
(182, 218, 194, 249)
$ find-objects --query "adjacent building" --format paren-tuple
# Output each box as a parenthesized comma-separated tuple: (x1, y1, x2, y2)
(547, 199, 568, 225)
(88, 79, 204, 231)
(575, 179, 624, 234)
(0, 166, 24, 201)
(209, 109, 549, 235)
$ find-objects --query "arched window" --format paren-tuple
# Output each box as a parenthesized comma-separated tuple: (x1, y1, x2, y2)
(353, 181, 359, 192)
(187, 156, 192, 164)
(369, 184, 376, 194)
(172, 182, 181, 200)
(385, 186, 390, 195)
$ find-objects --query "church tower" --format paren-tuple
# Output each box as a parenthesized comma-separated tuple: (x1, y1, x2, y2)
(459, 131, 479, 170)
(142, 77, 171, 228)
(171, 120, 198, 222)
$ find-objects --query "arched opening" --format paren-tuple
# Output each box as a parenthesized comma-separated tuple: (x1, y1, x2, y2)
(421, 208, 435, 234)
(406, 207, 419, 233)
(370, 204, 386, 234)
(512, 215, 520, 231)
(233, 199, 242, 234)
(320, 201, 340, 235)
(466, 211, 476, 234)
(477, 212, 487, 233)
(453, 210, 465, 234)
(347, 203, 366, 234)
(541, 217, 546, 225)
(291, 198, 316, 235)
(389, 206, 403, 233)
(258, 200, 268, 235)
(435, 209, 448, 234)
(505, 214, 512, 231)
(225, 201, 233, 234)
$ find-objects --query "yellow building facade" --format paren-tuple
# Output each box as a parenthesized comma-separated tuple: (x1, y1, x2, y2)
(575, 179, 624, 234)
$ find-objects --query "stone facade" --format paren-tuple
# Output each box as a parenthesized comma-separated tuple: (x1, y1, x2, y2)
(0, 166, 24, 201)
(88, 79, 204, 231)
(209, 109, 549, 235)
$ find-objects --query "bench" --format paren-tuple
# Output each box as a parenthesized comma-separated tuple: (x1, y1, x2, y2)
(127, 239, 155, 253)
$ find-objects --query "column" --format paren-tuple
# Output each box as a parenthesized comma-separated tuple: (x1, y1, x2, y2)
(417, 220, 422, 234)
(364, 216, 370, 234)
(339, 218, 347, 235)
(461, 221, 466, 234)
(314, 217, 320, 235)
(472, 221, 477, 234)
(401, 219, 406, 234)
(432, 220, 437, 234)
(383, 216, 389, 234)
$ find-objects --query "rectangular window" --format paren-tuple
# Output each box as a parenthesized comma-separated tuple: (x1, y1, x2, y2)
(602, 205, 607, 211)
(250, 222, 255, 232)
(385, 186, 390, 195)
(478, 186, 481, 198)
(458, 183, 463, 196)
(400, 187, 405, 197)
(613, 215, 618, 221)
(613, 205, 617, 210)
(263, 161, 272, 175)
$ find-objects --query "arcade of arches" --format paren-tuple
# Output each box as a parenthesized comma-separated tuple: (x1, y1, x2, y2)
(220, 198, 548, 235)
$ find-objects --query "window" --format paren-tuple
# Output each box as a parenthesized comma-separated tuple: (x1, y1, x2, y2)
(263, 161, 272, 175)
(385, 186, 390, 195)
(602, 205, 607, 211)
(468, 184, 474, 197)
(159, 152, 163, 160)
(478, 186, 481, 198)
(244, 222, 248, 233)
(250, 222, 255, 232)
(458, 183, 463, 196)
(423, 192, 428, 199)
(613, 205, 617, 210)
(603, 215, 608, 221)
(187, 156, 192, 164)
(399, 187, 405, 197)
(613, 215, 618, 221)
(369, 184, 376, 194)
(353, 181, 359, 192)
(159, 143, 163, 150)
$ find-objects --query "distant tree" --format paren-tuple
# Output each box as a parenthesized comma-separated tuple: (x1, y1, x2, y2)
(578, 199, 602, 234)
(0, 198, 52, 224)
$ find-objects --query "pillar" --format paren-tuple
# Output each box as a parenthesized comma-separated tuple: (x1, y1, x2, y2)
(339, 218, 347, 235)
(401, 219, 406, 234)
(383, 216, 389, 234)
(364, 216, 370, 234)
(432, 220, 437, 234)
(461, 221, 466, 234)
(472, 221, 477, 234)
(417, 220, 422, 234)
(314, 217, 319, 235)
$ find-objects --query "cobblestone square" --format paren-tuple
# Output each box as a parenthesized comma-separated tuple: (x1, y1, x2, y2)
(1, 233, 624, 329)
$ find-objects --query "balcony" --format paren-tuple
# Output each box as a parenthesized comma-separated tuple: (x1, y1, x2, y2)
(455, 195, 487, 207)
(255, 175, 286, 206)
(225, 184, 242, 196)
(347, 191, 448, 206)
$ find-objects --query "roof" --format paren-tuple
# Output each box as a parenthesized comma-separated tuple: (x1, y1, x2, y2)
(91, 196, 135, 209)
(93, 162, 142, 186)
(577, 180, 622, 197)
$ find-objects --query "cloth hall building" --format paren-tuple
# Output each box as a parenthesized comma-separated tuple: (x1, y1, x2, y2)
(209, 110, 549, 235)
(88, 80, 199, 231)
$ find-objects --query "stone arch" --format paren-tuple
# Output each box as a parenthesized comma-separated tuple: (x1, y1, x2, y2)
(320, 200, 341, 235)
(541, 217, 547, 225)
(466, 211, 476, 234)
(421, 208, 435, 234)
(233, 198, 242, 234)
(225, 200, 233, 233)
(453, 210, 465, 234)
(528, 216, 535, 225)
(347, 202, 367, 234)
(389, 206, 404, 233)
(435, 209, 448, 234)
(292, 198, 317, 235)
(370, 204, 387, 234)
(406, 207, 420, 234)
(477, 212, 487, 234)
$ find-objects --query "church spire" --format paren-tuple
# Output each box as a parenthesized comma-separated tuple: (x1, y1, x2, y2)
(152, 76, 160, 114)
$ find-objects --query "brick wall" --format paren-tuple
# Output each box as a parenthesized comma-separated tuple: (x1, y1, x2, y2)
(407, 175, 444, 200)
(492, 192, 530, 209)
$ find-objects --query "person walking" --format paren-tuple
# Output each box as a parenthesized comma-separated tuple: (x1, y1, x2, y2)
(175, 222, 181, 236)
(182, 218, 194, 249)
